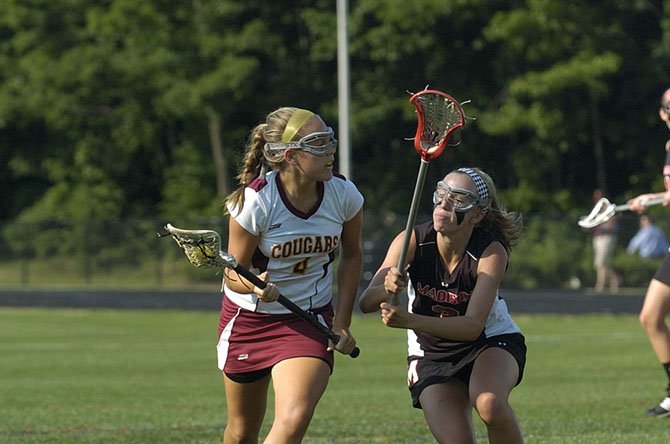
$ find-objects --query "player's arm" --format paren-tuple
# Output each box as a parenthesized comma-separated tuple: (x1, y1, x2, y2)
(359, 230, 415, 313)
(628, 191, 670, 212)
(333, 209, 364, 332)
(380, 242, 507, 342)
(224, 218, 269, 295)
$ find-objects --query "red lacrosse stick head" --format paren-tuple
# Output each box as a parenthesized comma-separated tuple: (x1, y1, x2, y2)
(409, 89, 466, 161)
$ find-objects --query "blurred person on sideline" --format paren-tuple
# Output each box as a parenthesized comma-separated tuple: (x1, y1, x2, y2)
(626, 214, 669, 259)
(591, 189, 623, 293)
(359, 167, 526, 444)
(626, 86, 670, 418)
(219, 107, 364, 442)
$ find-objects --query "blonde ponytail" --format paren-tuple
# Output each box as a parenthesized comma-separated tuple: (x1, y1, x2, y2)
(224, 107, 311, 215)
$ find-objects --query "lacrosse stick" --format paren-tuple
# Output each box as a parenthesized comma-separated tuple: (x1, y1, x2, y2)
(391, 89, 466, 305)
(160, 223, 360, 358)
(577, 196, 665, 228)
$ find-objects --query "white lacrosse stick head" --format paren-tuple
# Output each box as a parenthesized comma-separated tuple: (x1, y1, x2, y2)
(577, 198, 616, 228)
(163, 223, 237, 269)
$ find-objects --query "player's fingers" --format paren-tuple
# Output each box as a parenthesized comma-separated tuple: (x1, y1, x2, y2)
(332, 329, 356, 354)
(254, 282, 279, 302)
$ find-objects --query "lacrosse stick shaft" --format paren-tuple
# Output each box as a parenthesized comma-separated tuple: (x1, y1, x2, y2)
(391, 159, 430, 305)
(161, 224, 359, 358)
(230, 262, 360, 358)
(615, 196, 665, 211)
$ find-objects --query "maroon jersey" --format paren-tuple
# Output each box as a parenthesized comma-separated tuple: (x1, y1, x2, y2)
(406, 221, 498, 362)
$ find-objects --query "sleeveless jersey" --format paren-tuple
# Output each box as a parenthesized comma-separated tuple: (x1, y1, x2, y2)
(224, 170, 364, 314)
(406, 221, 521, 361)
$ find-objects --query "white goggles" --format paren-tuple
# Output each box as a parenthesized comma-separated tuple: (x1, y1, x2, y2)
(264, 127, 337, 156)
(432, 181, 481, 212)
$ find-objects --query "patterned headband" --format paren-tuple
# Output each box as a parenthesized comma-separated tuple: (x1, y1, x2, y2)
(457, 167, 490, 212)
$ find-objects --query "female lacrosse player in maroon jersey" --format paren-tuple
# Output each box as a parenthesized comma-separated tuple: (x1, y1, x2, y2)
(626, 87, 670, 418)
(219, 107, 364, 443)
(360, 167, 526, 443)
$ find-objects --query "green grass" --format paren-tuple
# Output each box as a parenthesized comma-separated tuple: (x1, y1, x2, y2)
(0, 258, 220, 290)
(1, 308, 669, 443)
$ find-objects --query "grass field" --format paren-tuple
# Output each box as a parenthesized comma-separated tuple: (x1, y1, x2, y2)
(1, 308, 669, 443)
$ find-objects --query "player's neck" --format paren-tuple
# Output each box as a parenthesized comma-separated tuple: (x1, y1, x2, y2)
(436, 231, 471, 271)
(278, 172, 319, 212)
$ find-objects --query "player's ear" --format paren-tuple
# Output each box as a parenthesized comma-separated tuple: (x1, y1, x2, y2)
(284, 149, 299, 165)
(471, 210, 486, 225)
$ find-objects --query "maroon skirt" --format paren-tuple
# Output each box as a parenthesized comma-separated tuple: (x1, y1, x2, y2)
(216, 295, 335, 375)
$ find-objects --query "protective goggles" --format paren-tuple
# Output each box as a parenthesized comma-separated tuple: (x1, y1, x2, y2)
(432, 181, 481, 212)
(264, 127, 337, 156)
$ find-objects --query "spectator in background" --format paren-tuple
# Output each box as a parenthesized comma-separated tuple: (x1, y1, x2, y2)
(627, 215, 669, 259)
(591, 189, 623, 293)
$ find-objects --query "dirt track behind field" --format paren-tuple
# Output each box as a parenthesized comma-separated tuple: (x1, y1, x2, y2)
(0, 288, 645, 314)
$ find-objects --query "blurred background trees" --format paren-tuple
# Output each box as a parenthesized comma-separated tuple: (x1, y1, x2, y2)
(1, 0, 669, 289)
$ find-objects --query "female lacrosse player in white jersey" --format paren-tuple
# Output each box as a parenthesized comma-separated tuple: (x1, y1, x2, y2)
(360, 167, 526, 444)
(219, 107, 364, 443)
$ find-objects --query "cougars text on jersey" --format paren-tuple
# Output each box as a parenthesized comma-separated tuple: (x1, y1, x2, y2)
(270, 235, 340, 258)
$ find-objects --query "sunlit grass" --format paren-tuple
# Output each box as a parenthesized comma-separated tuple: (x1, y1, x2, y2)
(0, 258, 220, 290)
(0, 309, 668, 443)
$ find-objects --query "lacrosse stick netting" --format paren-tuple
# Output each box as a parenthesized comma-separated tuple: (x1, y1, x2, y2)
(410, 89, 466, 160)
(164, 224, 226, 268)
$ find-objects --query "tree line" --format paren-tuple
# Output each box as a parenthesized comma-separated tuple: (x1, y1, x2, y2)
(1, 0, 669, 228)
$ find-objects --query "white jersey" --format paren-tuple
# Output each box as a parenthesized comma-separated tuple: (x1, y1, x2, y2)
(224, 170, 364, 314)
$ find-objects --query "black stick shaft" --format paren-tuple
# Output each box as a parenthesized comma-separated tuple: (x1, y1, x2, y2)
(232, 264, 360, 358)
(391, 159, 430, 305)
